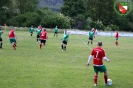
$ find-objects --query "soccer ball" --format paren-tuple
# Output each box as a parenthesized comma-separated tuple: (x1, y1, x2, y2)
(107, 79, 112, 85)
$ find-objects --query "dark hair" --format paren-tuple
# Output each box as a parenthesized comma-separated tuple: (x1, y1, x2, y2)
(98, 41, 102, 46)
(44, 29, 46, 31)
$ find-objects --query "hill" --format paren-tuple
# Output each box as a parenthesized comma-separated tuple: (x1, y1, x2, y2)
(38, 0, 63, 11)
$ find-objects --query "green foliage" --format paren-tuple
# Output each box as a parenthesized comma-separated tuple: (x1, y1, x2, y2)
(0, 8, 11, 25)
(15, 0, 39, 14)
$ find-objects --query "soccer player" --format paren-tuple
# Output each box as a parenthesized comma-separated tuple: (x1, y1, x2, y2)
(61, 30, 69, 51)
(115, 30, 119, 46)
(0, 26, 3, 49)
(38, 25, 42, 31)
(92, 28, 96, 38)
(8, 28, 17, 50)
(87, 28, 95, 45)
(87, 41, 110, 86)
(54, 26, 58, 37)
(29, 25, 34, 36)
(39, 28, 48, 49)
(36, 27, 41, 43)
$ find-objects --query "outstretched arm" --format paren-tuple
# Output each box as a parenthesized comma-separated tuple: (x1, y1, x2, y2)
(87, 55, 93, 66)
(103, 57, 110, 62)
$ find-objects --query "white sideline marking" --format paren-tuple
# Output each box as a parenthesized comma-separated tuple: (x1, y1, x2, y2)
(78, 37, 92, 50)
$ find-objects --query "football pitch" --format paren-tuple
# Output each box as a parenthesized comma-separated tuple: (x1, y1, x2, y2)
(0, 30, 133, 88)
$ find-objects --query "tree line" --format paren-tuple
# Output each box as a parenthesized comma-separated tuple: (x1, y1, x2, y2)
(0, 0, 133, 31)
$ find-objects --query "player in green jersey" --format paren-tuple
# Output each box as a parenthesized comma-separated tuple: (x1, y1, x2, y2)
(29, 25, 34, 36)
(87, 28, 95, 45)
(0, 27, 3, 49)
(36, 27, 41, 43)
(61, 30, 69, 51)
(54, 26, 58, 37)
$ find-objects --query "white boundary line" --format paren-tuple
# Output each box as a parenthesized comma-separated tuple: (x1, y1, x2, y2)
(78, 37, 92, 50)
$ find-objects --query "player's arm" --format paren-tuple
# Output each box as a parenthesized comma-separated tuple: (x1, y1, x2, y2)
(103, 57, 110, 62)
(14, 32, 17, 39)
(87, 55, 93, 66)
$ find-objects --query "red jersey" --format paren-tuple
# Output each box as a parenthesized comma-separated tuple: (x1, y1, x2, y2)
(8, 30, 16, 38)
(40, 31, 48, 40)
(115, 32, 119, 38)
(90, 46, 106, 66)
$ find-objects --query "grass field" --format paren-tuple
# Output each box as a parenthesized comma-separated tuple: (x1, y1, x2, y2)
(0, 30, 133, 88)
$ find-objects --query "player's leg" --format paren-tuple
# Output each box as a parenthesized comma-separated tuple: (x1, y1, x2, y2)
(9, 39, 15, 50)
(115, 38, 119, 45)
(54, 32, 55, 37)
(56, 32, 58, 37)
(31, 32, 33, 36)
(61, 42, 64, 50)
(93, 66, 98, 86)
(91, 38, 93, 44)
(99, 65, 109, 85)
(40, 40, 43, 49)
(87, 38, 90, 45)
(0, 38, 3, 48)
(63, 41, 67, 51)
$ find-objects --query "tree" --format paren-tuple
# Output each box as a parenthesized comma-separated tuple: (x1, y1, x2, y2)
(61, 0, 88, 29)
(61, 0, 86, 18)
(0, 0, 11, 8)
(15, 0, 39, 14)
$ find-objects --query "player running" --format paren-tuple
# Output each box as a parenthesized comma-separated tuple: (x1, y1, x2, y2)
(87, 28, 95, 45)
(0, 27, 3, 49)
(87, 41, 110, 86)
(61, 30, 69, 51)
(29, 25, 34, 36)
(39, 29, 48, 49)
(36, 27, 41, 43)
(54, 26, 58, 37)
(115, 30, 119, 46)
(8, 28, 17, 50)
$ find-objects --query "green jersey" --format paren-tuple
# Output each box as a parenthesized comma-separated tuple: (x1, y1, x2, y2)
(29, 27, 34, 32)
(62, 33, 69, 42)
(54, 27, 58, 32)
(89, 31, 94, 38)
(0, 30, 3, 37)
(36, 28, 41, 35)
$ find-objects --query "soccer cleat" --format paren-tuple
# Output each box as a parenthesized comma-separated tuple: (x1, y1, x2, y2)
(94, 84, 98, 86)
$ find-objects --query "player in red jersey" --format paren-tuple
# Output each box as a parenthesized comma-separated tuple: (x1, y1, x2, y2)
(39, 28, 48, 49)
(8, 28, 17, 50)
(115, 30, 119, 46)
(87, 41, 110, 86)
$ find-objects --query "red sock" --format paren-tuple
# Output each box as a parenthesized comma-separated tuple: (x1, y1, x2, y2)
(104, 74, 108, 84)
(115, 42, 117, 45)
(40, 44, 42, 49)
(12, 45, 16, 50)
(94, 74, 98, 84)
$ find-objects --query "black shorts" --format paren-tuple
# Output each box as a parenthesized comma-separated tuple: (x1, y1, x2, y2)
(54, 32, 58, 34)
(62, 41, 67, 45)
(37, 35, 40, 38)
(40, 40, 46, 44)
(89, 37, 93, 40)
(0, 37, 2, 41)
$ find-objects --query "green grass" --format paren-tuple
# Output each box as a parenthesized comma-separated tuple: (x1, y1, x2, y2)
(0, 30, 133, 88)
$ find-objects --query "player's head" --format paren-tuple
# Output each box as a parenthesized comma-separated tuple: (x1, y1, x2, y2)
(91, 28, 95, 31)
(44, 28, 46, 31)
(97, 41, 102, 46)
(12, 27, 15, 30)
